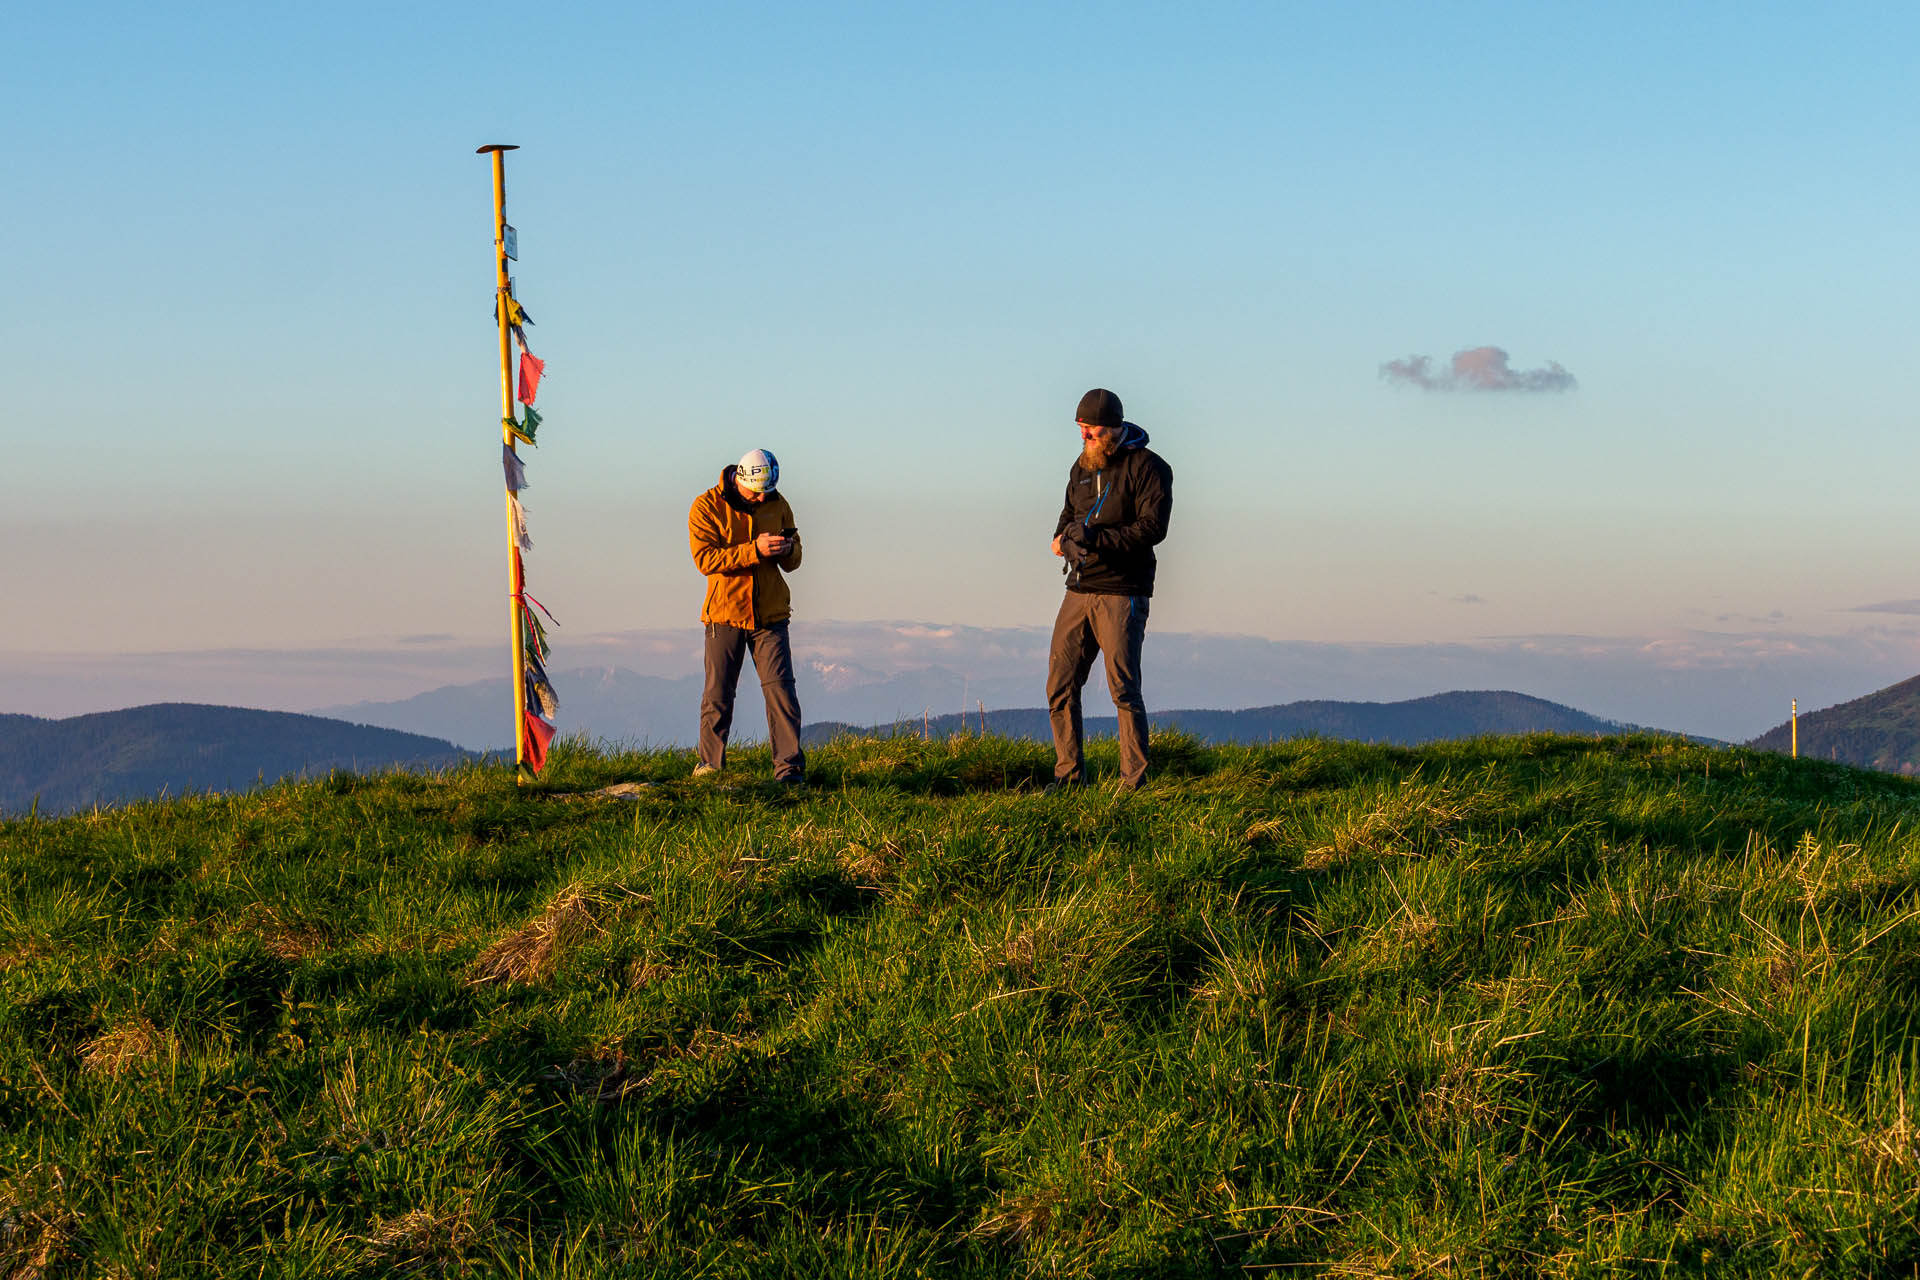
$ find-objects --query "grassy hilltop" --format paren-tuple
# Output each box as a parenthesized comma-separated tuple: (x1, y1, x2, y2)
(3, 733, 1919, 1277)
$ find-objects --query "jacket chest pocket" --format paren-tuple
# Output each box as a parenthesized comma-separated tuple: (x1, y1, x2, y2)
(1086, 478, 1126, 526)
(1081, 476, 1120, 525)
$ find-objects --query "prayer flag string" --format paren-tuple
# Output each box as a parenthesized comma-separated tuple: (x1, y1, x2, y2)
(489, 219, 557, 773)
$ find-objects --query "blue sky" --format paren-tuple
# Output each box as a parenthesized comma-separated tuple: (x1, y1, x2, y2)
(10, 3, 1920, 700)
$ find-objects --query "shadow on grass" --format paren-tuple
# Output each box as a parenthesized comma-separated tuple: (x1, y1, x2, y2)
(519, 1039, 991, 1259)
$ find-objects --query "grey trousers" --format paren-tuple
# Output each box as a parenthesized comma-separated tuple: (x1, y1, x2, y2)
(700, 622, 806, 780)
(1046, 591, 1150, 786)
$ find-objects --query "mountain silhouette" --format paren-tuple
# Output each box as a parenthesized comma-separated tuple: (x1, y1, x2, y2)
(804, 689, 1660, 746)
(1748, 673, 1920, 773)
(0, 703, 469, 814)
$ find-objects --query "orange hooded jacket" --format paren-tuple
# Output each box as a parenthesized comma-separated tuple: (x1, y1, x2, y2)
(688, 466, 802, 629)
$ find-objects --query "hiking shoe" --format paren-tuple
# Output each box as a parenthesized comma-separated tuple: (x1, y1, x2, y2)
(1042, 777, 1085, 795)
(776, 774, 806, 789)
(691, 763, 720, 778)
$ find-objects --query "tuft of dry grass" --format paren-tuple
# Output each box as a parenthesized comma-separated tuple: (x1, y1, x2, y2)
(1418, 1058, 1512, 1130)
(994, 923, 1053, 978)
(626, 957, 673, 989)
(1327, 1242, 1457, 1278)
(839, 838, 903, 888)
(632, 1027, 762, 1092)
(1337, 878, 1442, 969)
(539, 1053, 651, 1106)
(676, 1027, 754, 1060)
(565, 782, 654, 802)
(965, 892, 1156, 1006)
(1305, 781, 1481, 870)
(1860, 1072, 1918, 1187)
(469, 882, 649, 986)
(969, 1188, 1062, 1253)
(238, 902, 329, 960)
(1243, 817, 1288, 848)
(0, 1170, 76, 1280)
(719, 852, 770, 883)
(361, 1206, 478, 1272)
(0, 942, 47, 974)
(78, 1019, 172, 1078)
(837, 736, 946, 782)
(1190, 916, 1280, 1009)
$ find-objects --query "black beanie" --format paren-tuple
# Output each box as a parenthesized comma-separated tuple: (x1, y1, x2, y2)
(1076, 388, 1124, 428)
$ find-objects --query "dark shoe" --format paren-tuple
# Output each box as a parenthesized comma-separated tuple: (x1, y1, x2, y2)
(776, 775, 807, 789)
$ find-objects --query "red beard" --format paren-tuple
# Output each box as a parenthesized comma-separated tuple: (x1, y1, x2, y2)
(1079, 435, 1118, 471)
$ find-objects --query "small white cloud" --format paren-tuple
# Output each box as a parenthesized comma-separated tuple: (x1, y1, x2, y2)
(1381, 346, 1577, 393)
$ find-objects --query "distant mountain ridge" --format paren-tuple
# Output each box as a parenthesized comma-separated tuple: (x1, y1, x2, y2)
(1748, 673, 1920, 773)
(0, 704, 469, 815)
(805, 689, 1656, 747)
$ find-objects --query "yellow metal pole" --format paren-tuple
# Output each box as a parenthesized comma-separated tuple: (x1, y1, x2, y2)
(479, 144, 528, 779)
(1791, 699, 1798, 759)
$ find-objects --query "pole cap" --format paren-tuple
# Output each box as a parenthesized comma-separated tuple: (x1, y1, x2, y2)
(476, 144, 520, 153)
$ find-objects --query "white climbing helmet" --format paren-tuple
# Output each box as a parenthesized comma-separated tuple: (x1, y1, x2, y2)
(735, 448, 779, 493)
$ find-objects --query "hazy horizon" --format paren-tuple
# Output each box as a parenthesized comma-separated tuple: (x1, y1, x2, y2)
(5, 616, 1913, 744)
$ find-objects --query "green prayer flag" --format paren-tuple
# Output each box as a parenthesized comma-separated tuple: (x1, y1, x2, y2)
(506, 406, 539, 447)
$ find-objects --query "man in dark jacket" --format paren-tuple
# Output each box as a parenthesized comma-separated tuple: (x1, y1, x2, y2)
(1047, 388, 1173, 790)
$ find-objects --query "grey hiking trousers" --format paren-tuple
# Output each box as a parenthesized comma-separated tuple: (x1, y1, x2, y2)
(1046, 591, 1150, 786)
(700, 621, 806, 781)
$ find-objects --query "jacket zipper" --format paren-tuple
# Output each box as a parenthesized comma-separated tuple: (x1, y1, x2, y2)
(1069, 469, 1110, 589)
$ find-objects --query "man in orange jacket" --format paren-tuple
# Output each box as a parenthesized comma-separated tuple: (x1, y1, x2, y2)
(687, 448, 805, 784)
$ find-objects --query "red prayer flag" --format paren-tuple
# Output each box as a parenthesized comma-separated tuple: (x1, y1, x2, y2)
(518, 350, 545, 404)
(524, 711, 556, 771)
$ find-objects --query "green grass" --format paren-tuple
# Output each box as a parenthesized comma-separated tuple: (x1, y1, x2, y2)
(3, 732, 1919, 1277)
